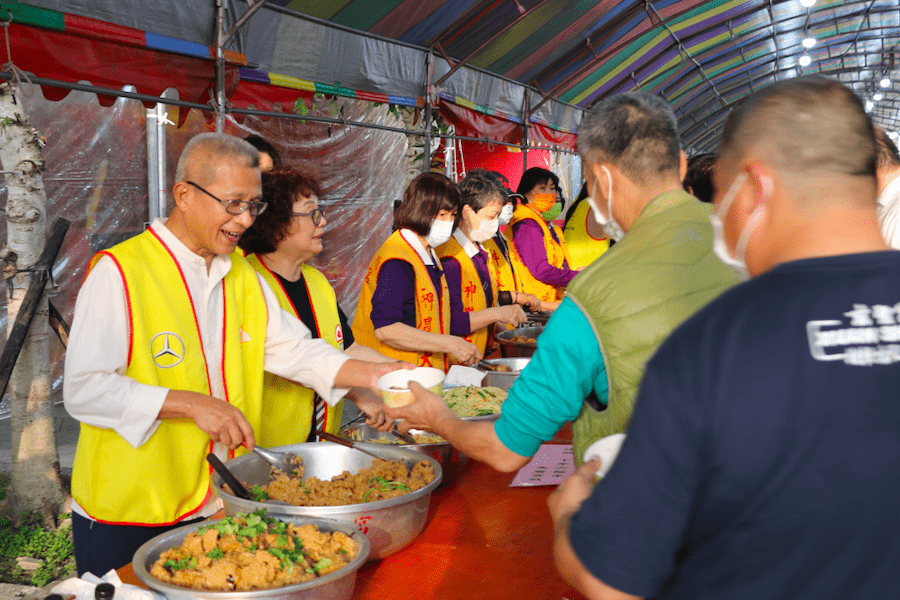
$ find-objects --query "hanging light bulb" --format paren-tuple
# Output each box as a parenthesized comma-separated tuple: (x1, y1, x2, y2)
(881, 77, 891, 88)
(873, 92, 884, 101)
(799, 0, 816, 7)
(799, 54, 812, 67)
(865, 100, 874, 112)
(802, 37, 816, 49)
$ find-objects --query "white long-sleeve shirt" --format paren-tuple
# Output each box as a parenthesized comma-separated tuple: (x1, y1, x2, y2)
(877, 174, 900, 249)
(63, 219, 350, 450)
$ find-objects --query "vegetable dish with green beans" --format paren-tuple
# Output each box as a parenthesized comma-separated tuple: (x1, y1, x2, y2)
(442, 386, 507, 417)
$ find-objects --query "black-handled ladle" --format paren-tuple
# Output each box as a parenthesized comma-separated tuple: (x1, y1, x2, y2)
(207, 453, 253, 501)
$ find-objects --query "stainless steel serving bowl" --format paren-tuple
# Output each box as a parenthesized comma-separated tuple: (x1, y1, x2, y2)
(211, 443, 441, 559)
(477, 357, 531, 391)
(495, 325, 544, 357)
(133, 514, 370, 600)
(340, 422, 470, 487)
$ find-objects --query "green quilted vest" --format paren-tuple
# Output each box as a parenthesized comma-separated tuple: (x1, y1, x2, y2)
(568, 190, 737, 462)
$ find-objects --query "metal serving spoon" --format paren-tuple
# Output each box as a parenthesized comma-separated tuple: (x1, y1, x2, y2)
(251, 445, 301, 475)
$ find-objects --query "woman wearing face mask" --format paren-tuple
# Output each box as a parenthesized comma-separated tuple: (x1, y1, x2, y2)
(353, 172, 481, 369)
(238, 167, 395, 446)
(505, 167, 579, 302)
(436, 172, 539, 356)
(562, 181, 611, 270)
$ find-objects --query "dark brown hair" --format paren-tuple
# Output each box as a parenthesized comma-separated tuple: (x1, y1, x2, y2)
(244, 135, 283, 168)
(394, 172, 462, 236)
(683, 153, 716, 203)
(239, 166, 322, 255)
(516, 167, 558, 203)
(874, 126, 900, 169)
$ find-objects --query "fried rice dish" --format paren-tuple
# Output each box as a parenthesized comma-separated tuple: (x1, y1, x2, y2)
(248, 456, 435, 506)
(149, 510, 358, 591)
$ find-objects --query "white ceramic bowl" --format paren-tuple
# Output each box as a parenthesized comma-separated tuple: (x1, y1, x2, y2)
(583, 433, 626, 478)
(377, 367, 445, 407)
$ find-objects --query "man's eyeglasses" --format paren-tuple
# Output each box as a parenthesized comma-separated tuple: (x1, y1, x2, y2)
(292, 208, 325, 226)
(186, 181, 268, 217)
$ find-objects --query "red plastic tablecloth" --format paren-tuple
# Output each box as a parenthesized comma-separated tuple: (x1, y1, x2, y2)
(119, 426, 587, 600)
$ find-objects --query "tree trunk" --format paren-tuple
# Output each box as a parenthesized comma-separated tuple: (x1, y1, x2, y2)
(0, 82, 65, 523)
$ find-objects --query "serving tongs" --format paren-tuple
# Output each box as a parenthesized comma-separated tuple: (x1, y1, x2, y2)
(344, 412, 417, 444)
(316, 429, 397, 461)
(390, 428, 418, 444)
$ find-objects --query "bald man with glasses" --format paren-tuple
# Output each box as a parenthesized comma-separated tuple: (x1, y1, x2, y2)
(64, 133, 404, 577)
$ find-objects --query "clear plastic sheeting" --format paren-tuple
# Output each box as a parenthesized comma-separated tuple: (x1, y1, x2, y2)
(226, 98, 409, 319)
(0, 84, 149, 416)
(0, 90, 408, 416)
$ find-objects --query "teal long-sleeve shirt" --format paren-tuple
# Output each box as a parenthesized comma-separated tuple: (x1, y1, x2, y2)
(494, 297, 609, 458)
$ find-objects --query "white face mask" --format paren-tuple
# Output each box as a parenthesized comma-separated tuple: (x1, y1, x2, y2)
(710, 172, 765, 281)
(498, 204, 514, 226)
(586, 165, 625, 241)
(425, 218, 454, 248)
(470, 217, 499, 243)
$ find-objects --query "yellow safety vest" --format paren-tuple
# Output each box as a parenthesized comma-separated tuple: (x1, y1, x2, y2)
(71, 231, 267, 525)
(247, 255, 345, 446)
(504, 203, 574, 302)
(353, 230, 450, 371)
(563, 198, 610, 270)
(436, 233, 499, 357)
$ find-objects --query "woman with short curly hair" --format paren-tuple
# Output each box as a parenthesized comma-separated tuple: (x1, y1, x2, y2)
(240, 167, 395, 446)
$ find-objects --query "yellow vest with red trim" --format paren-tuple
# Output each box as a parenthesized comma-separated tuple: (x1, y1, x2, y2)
(504, 204, 574, 302)
(563, 198, 610, 270)
(247, 255, 344, 446)
(484, 236, 522, 294)
(352, 230, 450, 371)
(71, 231, 267, 526)
(436, 233, 499, 356)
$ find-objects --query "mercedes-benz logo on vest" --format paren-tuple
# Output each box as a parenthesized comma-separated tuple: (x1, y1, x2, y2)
(151, 332, 186, 368)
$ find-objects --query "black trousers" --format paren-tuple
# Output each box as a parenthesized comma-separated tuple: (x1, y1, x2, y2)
(71, 511, 204, 577)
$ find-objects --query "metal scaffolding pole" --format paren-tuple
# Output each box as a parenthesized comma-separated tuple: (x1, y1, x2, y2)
(423, 51, 433, 174)
(215, 0, 226, 133)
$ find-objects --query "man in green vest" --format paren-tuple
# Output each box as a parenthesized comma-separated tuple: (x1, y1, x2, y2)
(64, 133, 403, 577)
(386, 92, 737, 469)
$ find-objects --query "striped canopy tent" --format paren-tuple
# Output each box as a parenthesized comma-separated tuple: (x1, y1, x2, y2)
(9, 0, 900, 153)
(278, 0, 900, 151)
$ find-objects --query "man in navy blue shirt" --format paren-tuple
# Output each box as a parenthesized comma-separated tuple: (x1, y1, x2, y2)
(549, 76, 900, 599)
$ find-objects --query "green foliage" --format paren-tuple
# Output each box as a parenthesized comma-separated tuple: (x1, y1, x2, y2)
(0, 472, 8, 501)
(0, 511, 76, 586)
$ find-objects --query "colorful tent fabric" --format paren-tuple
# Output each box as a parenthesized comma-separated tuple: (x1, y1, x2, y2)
(12, 0, 900, 151)
(265, 0, 900, 149)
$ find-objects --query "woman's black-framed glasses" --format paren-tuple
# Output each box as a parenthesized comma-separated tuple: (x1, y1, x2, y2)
(186, 181, 268, 217)
(292, 208, 325, 226)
